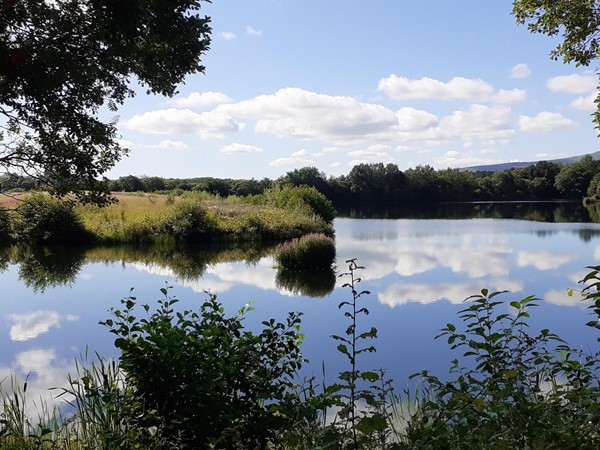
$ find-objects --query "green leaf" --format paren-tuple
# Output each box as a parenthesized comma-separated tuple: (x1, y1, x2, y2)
(361, 371, 380, 382)
(337, 344, 349, 355)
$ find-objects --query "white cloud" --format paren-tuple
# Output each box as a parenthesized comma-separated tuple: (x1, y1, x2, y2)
(547, 74, 596, 94)
(9, 311, 61, 341)
(170, 91, 231, 107)
(246, 26, 262, 36)
(220, 143, 263, 154)
(347, 144, 394, 160)
(292, 148, 310, 156)
(517, 250, 577, 270)
(519, 112, 579, 133)
(126, 108, 243, 139)
(491, 89, 527, 104)
(219, 31, 237, 40)
(117, 139, 135, 149)
(510, 63, 531, 79)
(378, 75, 495, 101)
(269, 157, 315, 167)
(395, 107, 438, 131)
(435, 150, 502, 168)
(218, 87, 404, 143)
(158, 139, 188, 150)
(570, 93, 596, 111)
(439, 104, 514, 145)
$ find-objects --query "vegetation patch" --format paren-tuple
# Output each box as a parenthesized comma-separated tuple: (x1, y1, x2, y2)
(78, 192, 333, 244)
(12, 194, 91, 244)
(275, 233, 336, 270)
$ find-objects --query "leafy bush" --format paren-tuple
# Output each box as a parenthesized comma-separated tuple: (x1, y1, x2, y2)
(160, 200, 217, 240)
(401, 290, 600, 450)
(264, 185, 336, 223)
(12, 194, 90, 243)
(275, 233, 336, 270)
(0, 207, 12, 242)
(101, 288, 307, 448)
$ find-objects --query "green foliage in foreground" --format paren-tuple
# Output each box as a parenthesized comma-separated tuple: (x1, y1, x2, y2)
(275, 233, 336, 271)
(401, 290, 600, 449)
(100, 290, 307, 448)
(2, 263, 600, 449)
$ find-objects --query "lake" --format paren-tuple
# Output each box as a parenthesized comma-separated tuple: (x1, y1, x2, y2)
(2, 202, 600, 406)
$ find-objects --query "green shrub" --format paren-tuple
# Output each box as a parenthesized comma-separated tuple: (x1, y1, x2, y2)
(402, 290, 600, 450)
(13, 194, 90, 243)
(264, 185, 336, 223)
(160, 200, 217, 240)
(101, 288, 307, 448)
(0, 207, 12, 243)
(275, 233, 336, 270)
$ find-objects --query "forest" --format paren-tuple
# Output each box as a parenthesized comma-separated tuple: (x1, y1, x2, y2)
(3, 155, 600, 206)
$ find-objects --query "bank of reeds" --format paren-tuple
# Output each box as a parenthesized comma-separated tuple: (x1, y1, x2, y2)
(82, 191, 333, 244)
(3, 190, 334, 245)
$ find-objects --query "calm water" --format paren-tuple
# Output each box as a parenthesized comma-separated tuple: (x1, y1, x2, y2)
(2, 204, 600, 405)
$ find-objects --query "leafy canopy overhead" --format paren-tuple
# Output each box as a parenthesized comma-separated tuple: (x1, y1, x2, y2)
(512, 0, 600, 130)
(0, 0, 211, 203)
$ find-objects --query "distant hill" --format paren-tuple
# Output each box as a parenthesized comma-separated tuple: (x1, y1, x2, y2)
(462, 151, 600, 172)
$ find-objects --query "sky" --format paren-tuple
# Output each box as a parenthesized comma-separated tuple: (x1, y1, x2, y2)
(110, 0, 600, 180)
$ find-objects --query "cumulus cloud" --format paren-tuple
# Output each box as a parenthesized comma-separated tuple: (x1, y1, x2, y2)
(439, 104, 514, 145)
(377, 75, 495, 101)
(395, 107, 438, 131)
(547, 74, 596, 94)
(519, 112, 579, 133)
(117, 139, 135, 149)
(571, 93, 596, 111)
(347, 144, 394, 159)
(510, 63, 531, 79)
(218, 31, 237, 40)
(246, 26, 262, 36)
(170, 91, 231, 107)
(269, 157, 315, 167)
(126, 108, 244, 139)
(218, 87, 404, 143)
(220, 143, 263, 154)
(491, 89, 527, 104)
(435, 150, 503, 168)
(157, 139, 188, 150)
(292, 148, 310, 156)
(9, 311, 61, 341)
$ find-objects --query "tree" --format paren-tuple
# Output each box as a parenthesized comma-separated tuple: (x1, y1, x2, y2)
(513, 0, 600, 129)
(1, 0, 211, 204)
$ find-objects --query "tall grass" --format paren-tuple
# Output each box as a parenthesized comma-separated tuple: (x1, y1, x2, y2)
(77, 192, 333, 244)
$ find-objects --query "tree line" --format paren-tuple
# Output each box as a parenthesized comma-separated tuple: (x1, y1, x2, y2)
(3, 156, 600, 206)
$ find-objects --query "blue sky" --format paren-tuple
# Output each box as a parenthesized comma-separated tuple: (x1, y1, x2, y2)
(111, 0, 599, 180)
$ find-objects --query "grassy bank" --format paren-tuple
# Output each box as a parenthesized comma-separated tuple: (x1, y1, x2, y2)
(1, 189, 335, 245)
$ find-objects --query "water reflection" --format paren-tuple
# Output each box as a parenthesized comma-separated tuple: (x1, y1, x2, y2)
(3, 205, 600, 411)
(275, 268, 336, 298)
(11, 244, 86, 292)
(0, 242, 335, 298)
(338, 201, 596, 223)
